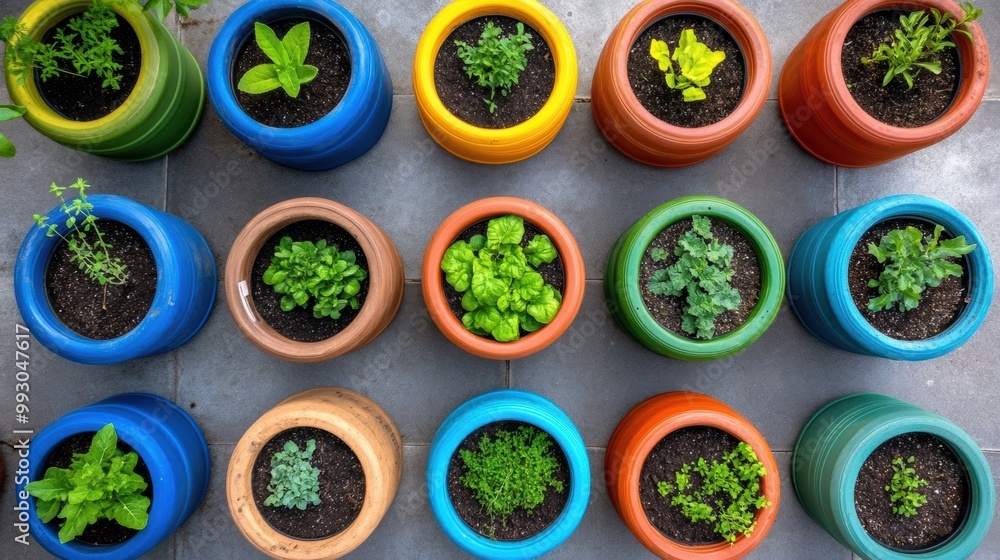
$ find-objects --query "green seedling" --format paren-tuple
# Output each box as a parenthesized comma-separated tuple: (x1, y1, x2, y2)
(263, 236, 368, 319)
(455, 21, 534, 113)
(237, 21, 317, 98)
(886, 455, 928, 517)
(264, 440, 321, 510)
(649, 29, 726, 102)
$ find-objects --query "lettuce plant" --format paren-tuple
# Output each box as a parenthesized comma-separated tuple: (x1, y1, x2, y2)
(264, 439, 321, 510)
(441, 215, 561, 342)
(237, 21, 317, 99)
(649, 29, 726, 102)
(263, 236, 367, 319)
(455, 21, 534, 113)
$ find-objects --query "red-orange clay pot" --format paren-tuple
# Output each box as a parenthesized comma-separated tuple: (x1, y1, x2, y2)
(421, 197, 585, 360)
(591, 0, 772, 167)
(605, 392, 780, 559)
(778, 0, 990, 167)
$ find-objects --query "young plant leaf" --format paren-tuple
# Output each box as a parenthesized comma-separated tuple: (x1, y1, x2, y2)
(238, 21, 317, 99)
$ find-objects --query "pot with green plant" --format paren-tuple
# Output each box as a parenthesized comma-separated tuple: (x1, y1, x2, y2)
(2, 0, 206, 160)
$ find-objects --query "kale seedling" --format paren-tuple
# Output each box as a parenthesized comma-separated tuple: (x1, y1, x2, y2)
(455, 21, 534, 113)
(647, 215, 741, 339)
(886, 455, 928, 517)
(263, 236, 368, 319)
(237, 21, 318, 99)
(25, 424, 150, 544)
(649, 29, 726, 102)
(441, 215, 561, 342)
(867, 224, 975, 312)
(0, 104, 25, 158)
(657, 441, 770, 545)
(264, 439, 321, 510)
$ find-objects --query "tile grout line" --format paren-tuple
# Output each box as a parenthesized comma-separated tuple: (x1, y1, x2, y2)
(505, 361, 510, 388)
(834, 165, 840, 214)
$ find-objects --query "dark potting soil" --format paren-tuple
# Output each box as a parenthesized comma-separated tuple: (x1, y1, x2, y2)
(43, 432, 153, 546)
(434, 16, 555, 129)
(639, 218, 761, 339)
(848, 219, 967, 340)
(251, 427, 365, 540)
(627, 15, 745, 128)
(46, 220, 157, 340)
(250, 220, 369, 343)
(443, 219, 566, 339)
(447, 421, 570, 541)
(855, 432, 969, 550)
(38, 13, 141, 122)
(841, 10, 960, 127)
(232, 18, 351, 128)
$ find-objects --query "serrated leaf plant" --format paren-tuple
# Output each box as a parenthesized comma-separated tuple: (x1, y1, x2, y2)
(237, 21, 318, 99)
(656, 441, 770, 545)
(455, 21, 534, 113)
(647, 215, 740, 339)
(649, 29, 726, 102)
(866, 224, 975, 313)
(25, 424, 150, 544)
(886, 455, 928, 517)
(262, 236, 368, 320)
(264, 439, 321, 511)
(440, 215, 562, 342)
(0, 104, 25, 158)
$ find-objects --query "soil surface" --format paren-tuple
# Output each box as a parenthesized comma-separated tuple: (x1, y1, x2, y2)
(628, 15, 745, 128)
(848, 219, 967, 340)
(43, 432, 152, 545)
(252, 427, 365, 540)
(434, 16, 555, 129)
(841, 10, 960, 127)
(46, 220, 157, 340)
(855, 432, 969, 550)
(233, 18, 351, 128)
(38, 13, 141, 121)
(251, 220, 369, 343)
(447, 421, 570, 541)
(639, 218, 761, 339)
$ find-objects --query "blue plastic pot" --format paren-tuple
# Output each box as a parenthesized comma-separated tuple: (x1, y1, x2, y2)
(427, 390, 590, 559)
(787, 195, 993, 360)
(14, 195, 217, 365)
(19, 393, 210, 560)
(207, 0, 392, 171)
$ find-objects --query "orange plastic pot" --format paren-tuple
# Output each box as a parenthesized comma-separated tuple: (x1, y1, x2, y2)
(591, 0, 771, 167)
(778, 0, 990, 167)
(605, 392, 780, 559)
(421, 197, 585, 360)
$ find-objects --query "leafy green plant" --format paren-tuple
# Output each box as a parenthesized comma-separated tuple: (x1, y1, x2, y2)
(459, 425, 564, 530)
(264, 439, 321, 510)
(886, 455, 929, 517)
(649, 29, 726, 102)
(861, 2, 983, 89)
(0, 104, 25, 158)
(237, 21, 317, 98)
(657, 441, 770, 545)
(263, 236, 368, 319)
(441, 215, 562, 342)
(647, 215, 740, 339)
(455, 21, 534, 113)
(25, 424, 150, 544)
(866, 224, 975, 312)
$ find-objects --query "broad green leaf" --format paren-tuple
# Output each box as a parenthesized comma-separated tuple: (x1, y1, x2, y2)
(442, 240, 476, 292)
(471, 274, 507, 307)
(90, 424, 118, 465)
(36, 498, 62, 523)
(25, 469, 72, 501)
(524, 234, 558, 267)
(282, 22, 312, 66)
(254, 22, 288, 66)
(0, 105, 26, 122)
(486, 215, 524, 250)
(492, 311, 521, 342)
(277, 65, 301, 98)
(112, 494, 150, 530)
(648, 269, 673, 296)
(526, 285, 561, 324)
(237, 64, 281, 94)
(297, 64, 318, 85)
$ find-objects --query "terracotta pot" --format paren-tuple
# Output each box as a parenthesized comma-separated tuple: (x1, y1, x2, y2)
(421, 196, 585, 360)
(778, 0, 990, 167)
(225, 198, 404, 363)
(227, 388, 403, 560)
(605, 392, 780, 559)
(591, 0, 772, 167)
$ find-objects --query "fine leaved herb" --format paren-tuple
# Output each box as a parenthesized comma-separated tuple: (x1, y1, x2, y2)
(264, 439, 321, 511)
(262, 236, 368, 319)
(25, 424, 150, 544)
(0, 104, 25, 158)
(441, 215, 562, 342)
(647, 215, 740, 339)
(656, 441, 770, 545)
(455, 21, 534, 113)
(886, 455, 928, 517)
(649, 29, 726, 102)
(866, 224, 975, 313)
(237, 21, 317, 99)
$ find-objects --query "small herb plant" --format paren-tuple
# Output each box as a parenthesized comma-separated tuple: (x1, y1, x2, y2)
(237, 21, 317, 99)
(886, 455, 928, 517)
(25, 424, 150, 544)
(656, 441, 770, 545)
(861, 2, 983, 89)
(262, 236, 368, 319)
(455, 21, 534, 113)
(649, 29, 726, 102)
(264, 439, 321, 511)
(647, 215, 740, 339)
(866, 224, 975, 313)
(0, 104, 25, 158)
(441, 215, 562, 342)
(459, 425, 564, 531)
